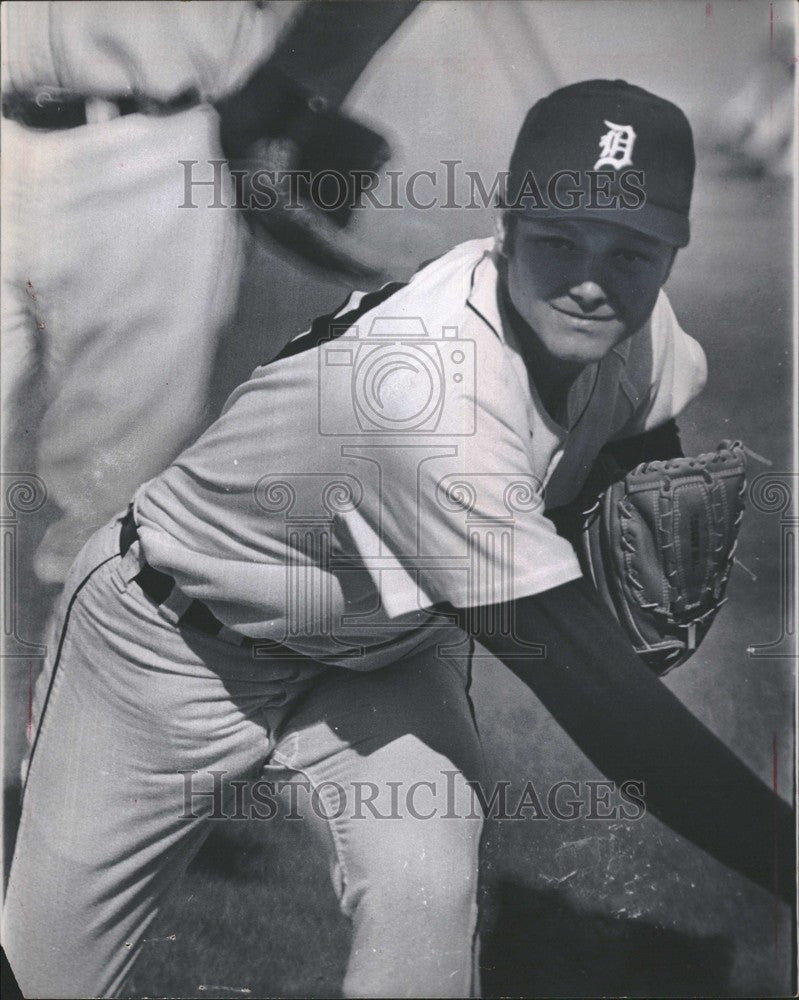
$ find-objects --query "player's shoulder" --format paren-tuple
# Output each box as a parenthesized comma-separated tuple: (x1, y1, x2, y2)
(307, 239, 501, 442)
(411, 237, 496, 281)
(260, 237, 494, 369)
(361, 237, 495, 318)
(628, 289, 707, 388)
(649, 288, 686, 342)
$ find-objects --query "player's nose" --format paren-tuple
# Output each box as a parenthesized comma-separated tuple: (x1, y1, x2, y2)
(567, 280, 609, 313)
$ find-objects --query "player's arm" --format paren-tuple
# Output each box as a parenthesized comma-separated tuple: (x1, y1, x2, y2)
(449, 581, 794, 905)
(263, 0, 419, 106)
(546, 418, 683, 540)
(601, 416, 683, 465)
(215, 1, 418, 274)
(217, 0, 418, 154)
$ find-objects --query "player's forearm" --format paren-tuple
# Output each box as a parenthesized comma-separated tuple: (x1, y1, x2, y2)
(217, 0, 417, 152)
(545, 419, 684, 541)
(268, 0, 419, 106)
(603, 417, 683, 468)
(456, 579, 794, 904)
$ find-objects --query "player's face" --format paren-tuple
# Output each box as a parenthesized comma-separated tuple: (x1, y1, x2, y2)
(501, 217, 676, 365)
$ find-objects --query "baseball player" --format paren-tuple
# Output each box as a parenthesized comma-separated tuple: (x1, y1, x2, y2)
(0, 0, 416, 868)
(3, 80, 793, 998)
(0, 0, 415, 586)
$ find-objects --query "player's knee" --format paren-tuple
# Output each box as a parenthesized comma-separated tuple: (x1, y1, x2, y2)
(356, 813, 482, 918)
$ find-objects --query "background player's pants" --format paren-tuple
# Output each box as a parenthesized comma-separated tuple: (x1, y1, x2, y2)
(1, 106, 244, 584)
(2, 516, 484, 999)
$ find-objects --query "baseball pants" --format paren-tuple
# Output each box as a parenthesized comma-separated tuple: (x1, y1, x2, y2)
(1, 105, 244, 585)
(2, 515, 484, 998)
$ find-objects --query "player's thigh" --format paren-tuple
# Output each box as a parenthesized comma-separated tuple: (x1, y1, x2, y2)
(28, 109, 246, 578)
(269, 646, 486, 910)
(3, 521, 281, 997)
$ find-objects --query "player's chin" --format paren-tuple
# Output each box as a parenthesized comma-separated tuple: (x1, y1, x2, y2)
(540, 324, 628, 365)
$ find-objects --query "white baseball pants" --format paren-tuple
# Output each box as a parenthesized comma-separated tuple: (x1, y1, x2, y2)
(2, 515, 484, 998)
(1, 106, 244, 584)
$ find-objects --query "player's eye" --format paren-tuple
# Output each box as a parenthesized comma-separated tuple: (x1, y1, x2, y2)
(614, 248, 654, 265)
(537, 236, 573, 252)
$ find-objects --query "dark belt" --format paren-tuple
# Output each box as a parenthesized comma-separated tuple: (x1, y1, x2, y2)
(119, 508, 296, 657)
(2, 87, 200, 130)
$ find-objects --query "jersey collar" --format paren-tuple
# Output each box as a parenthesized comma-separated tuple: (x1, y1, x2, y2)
(464, 242, 635, 362)
(465, 245, 627, 431)
(465, 247, 505, 341)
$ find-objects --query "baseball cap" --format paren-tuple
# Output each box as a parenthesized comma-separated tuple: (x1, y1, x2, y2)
(506, 79, 695, 247)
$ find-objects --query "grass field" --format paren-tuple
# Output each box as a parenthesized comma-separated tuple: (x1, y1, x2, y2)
(2, 160, 794, 998)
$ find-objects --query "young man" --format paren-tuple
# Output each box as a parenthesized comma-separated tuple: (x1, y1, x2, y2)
(3, 80, 792, 998)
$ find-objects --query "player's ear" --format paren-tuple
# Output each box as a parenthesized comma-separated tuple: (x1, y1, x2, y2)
(494, 211, 511, 257)
(662, 246, 679, 284)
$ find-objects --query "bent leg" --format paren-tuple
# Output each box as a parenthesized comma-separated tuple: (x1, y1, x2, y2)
(270, 648, 485, 998)
(2, 521, 291, 998)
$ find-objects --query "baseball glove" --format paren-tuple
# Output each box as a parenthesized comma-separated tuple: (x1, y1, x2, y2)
(576, 441, 747, 675)
(215, 3, 419, 280)
(217, 64, 391, 280)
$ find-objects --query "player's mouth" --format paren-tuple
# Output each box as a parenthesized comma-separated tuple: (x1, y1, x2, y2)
(549, 303, 617, 322)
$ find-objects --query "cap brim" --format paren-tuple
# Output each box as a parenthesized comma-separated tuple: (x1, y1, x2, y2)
(521, 202, 690, 248)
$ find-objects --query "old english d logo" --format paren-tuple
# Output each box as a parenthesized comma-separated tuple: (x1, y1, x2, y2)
(594, 120, 637, 169)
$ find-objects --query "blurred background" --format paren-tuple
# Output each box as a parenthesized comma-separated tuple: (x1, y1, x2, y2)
(2, 1, 796, 996)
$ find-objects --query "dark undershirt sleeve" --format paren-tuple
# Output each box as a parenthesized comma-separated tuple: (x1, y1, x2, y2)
(217, 2, 418, 146)
(545, 418, 684, 542)
(455, 578, 794, 904)
(603, 416, 683, 468)
(267, 1, 419, 104)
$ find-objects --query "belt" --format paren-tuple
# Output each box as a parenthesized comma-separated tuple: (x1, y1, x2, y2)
(119, 508, 297, 657)
(2, 87, 200, 130)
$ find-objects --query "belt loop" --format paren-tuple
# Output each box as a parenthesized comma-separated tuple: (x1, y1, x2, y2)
(114, 505, 143, 592)
(119, 504, 137, 556)
(112, 541, 145, 593)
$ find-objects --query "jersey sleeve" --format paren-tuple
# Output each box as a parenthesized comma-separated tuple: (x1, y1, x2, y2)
(618, 291, 707, 437)
(338, 351, 583, 618)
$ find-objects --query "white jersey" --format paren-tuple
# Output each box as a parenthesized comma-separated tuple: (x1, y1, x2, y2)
(134, 238, 706, 668)
(1, 0, 290, 101)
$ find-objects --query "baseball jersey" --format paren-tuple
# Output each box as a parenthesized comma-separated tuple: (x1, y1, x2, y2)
(1, 1, 292, 101)
(134, 238, 706, 668)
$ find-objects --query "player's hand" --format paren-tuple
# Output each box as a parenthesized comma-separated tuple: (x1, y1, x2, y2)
(216, 64, 391, 279)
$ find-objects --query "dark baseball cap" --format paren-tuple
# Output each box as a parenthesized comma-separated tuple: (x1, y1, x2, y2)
(506, 79, 695, 247)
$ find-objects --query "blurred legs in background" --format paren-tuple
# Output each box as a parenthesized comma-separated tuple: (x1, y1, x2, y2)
(1, 106, 244, 586)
